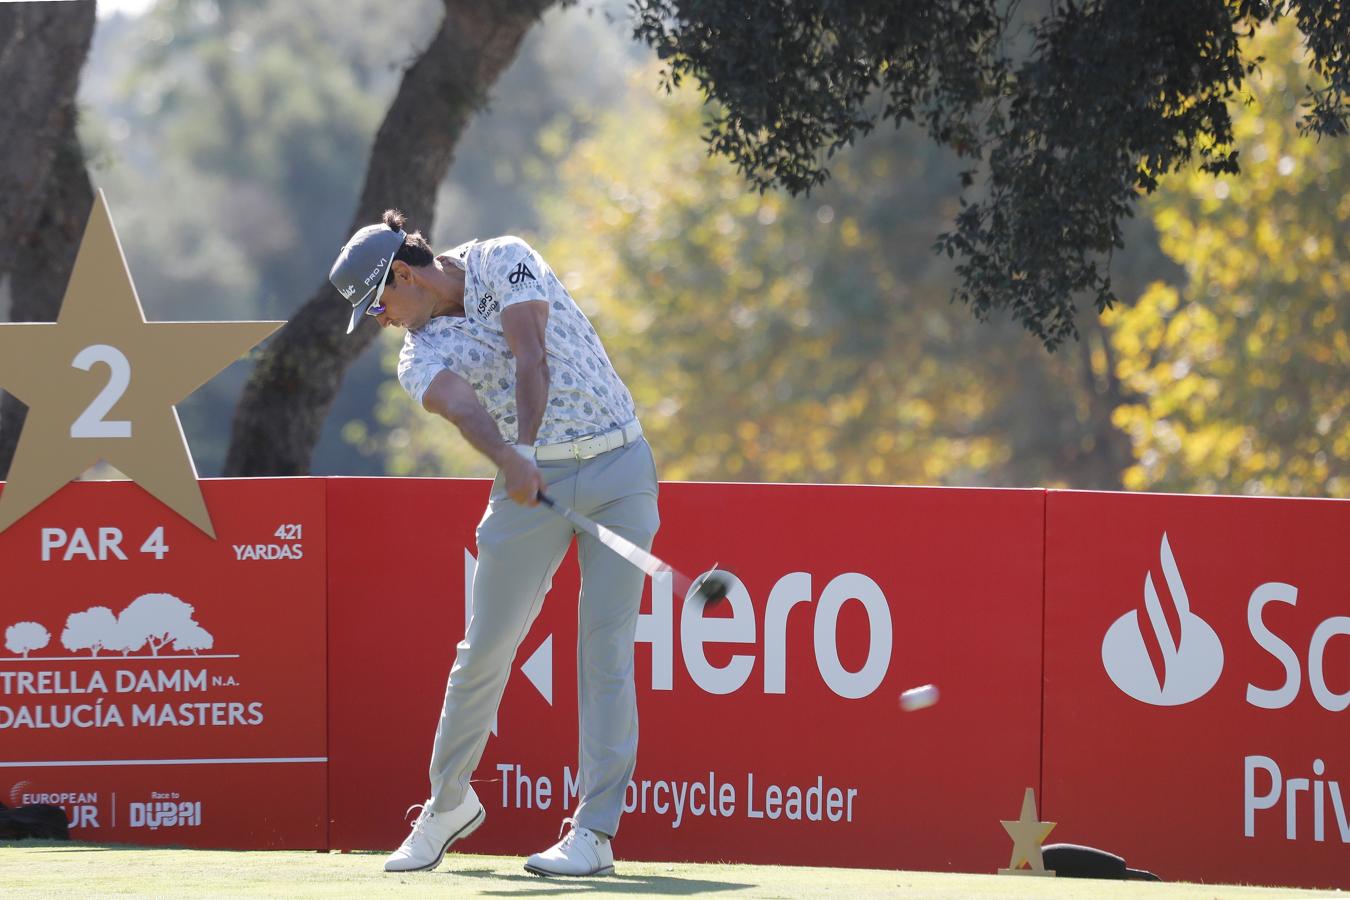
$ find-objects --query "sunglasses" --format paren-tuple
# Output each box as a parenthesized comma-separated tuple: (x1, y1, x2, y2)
(365, 268, 394, 318)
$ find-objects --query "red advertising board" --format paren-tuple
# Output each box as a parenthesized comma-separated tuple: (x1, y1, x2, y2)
(327, 480, 1046, 872)
(1043, 490, 1350, 889)
(0, 478, 327, 848)
(4, 474, 1343, 888)
(325, 477, 492, 850)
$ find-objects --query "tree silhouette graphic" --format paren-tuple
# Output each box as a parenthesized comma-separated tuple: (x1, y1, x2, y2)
(61, 606, 123, 657)
(117, 593, 212, 657)
(172, 622, 214, 655)
(5, 622, 50, 658)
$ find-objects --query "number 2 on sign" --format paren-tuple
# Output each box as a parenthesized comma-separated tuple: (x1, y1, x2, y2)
(274, 524, 302, 540)
(70, 344, 132, 438)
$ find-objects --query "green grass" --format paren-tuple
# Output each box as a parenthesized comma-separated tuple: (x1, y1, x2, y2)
(0, 843, 1341, 898)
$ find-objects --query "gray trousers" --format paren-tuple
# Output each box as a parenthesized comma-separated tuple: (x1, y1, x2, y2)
(426, 436, 659, 838)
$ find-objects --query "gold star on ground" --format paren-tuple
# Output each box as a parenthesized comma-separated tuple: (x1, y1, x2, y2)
(0, 191, 282, 537)
(999, 786, 1057, 875)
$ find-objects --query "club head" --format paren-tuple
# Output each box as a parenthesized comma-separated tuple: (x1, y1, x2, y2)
(693, 569, 731, 607)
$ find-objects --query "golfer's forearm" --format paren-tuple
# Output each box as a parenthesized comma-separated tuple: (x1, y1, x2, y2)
(445, 404, 516, 469)
(513, 356, 549, 446)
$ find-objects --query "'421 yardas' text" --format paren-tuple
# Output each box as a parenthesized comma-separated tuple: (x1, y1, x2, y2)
(234, 523, 304, 561)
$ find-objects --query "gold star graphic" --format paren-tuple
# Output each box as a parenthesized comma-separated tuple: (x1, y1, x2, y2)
(0, 191, 282, 538)
(999, 787, 1057, 875)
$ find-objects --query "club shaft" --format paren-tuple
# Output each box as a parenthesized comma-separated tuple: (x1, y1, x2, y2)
(537, 492, 678, 582)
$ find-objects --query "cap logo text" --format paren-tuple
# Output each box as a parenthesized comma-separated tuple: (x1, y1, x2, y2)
(362, 257, 388, 287)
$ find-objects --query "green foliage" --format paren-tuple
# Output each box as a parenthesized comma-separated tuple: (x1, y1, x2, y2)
(631, 1, 1350, 349)
(1107, 21, 1350, 497)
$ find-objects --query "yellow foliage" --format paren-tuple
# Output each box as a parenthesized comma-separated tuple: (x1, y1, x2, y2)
(1107, 21, 1350, 498)
(524, 69, 1063, 486)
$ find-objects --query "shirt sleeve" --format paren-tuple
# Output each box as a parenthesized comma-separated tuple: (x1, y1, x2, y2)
(397, 334, 443, 409)
(485, 236, 549, 309)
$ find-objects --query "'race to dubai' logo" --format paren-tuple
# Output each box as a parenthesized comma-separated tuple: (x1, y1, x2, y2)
(1101, 532, 1224, 706)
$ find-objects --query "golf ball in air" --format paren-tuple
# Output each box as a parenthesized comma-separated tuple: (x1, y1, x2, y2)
(899, 684, 939, 711)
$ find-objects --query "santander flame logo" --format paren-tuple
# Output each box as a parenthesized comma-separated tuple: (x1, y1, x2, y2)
(1101, 532, 1224, 706)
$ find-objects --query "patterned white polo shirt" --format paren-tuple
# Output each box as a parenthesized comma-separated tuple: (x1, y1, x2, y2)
(397, 235, 638, 446)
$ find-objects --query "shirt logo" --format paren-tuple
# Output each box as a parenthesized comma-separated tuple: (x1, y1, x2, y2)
(508, 261, 536, 285)
(477, 292, 498, 316)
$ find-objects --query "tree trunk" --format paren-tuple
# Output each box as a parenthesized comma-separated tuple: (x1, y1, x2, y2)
(0, 1, 95, 275)
(1074, 316, 1135, 490)
(0, 1, 96, 480)
(224, 0, 557, 476)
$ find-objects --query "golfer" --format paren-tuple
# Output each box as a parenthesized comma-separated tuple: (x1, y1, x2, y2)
(329, 210, 659, 877)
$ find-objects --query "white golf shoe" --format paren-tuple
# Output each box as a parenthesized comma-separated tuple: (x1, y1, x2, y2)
(524, 818, 615, 877)
(383, 787, 485, 873)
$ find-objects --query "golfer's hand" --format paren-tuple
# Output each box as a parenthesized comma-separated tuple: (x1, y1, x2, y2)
(501, 452, 544, 506)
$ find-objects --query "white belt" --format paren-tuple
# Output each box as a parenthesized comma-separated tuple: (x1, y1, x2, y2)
(532, 421, 643, 462)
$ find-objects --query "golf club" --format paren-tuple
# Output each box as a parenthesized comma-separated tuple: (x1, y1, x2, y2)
(536, 491, 729, 605)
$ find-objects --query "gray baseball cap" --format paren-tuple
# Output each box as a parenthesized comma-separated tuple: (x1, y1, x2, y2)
(329, 224, 406, 334)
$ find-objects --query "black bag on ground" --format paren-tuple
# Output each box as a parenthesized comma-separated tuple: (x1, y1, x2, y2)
(0, 801, 71, 840)
(1042, 843, 1160, 880)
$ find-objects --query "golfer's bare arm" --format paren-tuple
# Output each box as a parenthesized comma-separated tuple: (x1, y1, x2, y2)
(501, 300, 550, 447)
(422, 371, 515, 466)
(421, 369, 544, 504)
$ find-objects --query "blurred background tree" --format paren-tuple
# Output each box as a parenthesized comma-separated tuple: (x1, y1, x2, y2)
(1107, 20, 1349, 498)
(69, 0, 613, 474)
(0, 0, 97, 477)
(364, 69, 1162, 488)
(1, 1, 1344, 497)
(632, 1, 1350, 350)
(72, 0, 445, 473)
